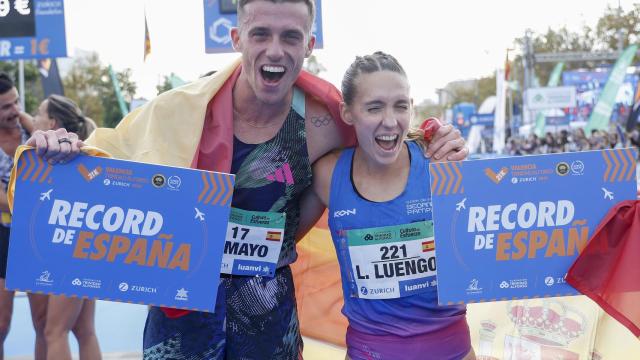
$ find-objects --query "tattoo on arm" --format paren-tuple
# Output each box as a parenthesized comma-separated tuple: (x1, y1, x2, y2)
(310, 114, 332, 127)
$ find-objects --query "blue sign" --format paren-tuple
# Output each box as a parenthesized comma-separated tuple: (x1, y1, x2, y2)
(0, 0, 67, 60)
(562, 69, 639, 124)
(470, 113, 494, 126)
(545, 116, 571, 126)
(429, 149, 637, 304)
(203, 0, 323, 54)
(0, 0, 35, 38)
(7, 150, 234, 312)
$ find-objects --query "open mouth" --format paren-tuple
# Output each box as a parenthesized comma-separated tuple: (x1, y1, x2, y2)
(375, 134, 399, 151)
(261, 65, 286, 84)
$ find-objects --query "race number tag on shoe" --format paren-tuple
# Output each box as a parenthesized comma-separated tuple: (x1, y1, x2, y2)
(347, 221, 437, 299)
(221, 208, 285, 277)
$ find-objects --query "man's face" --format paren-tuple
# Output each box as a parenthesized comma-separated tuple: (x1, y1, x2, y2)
(0, 87, 20, 129)
(232, 1, 315, 104)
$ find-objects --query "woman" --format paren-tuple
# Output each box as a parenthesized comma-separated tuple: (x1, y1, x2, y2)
(33, 94, 100, 360)
(35, 95, 96, 142)
(307, 52, 474, 359)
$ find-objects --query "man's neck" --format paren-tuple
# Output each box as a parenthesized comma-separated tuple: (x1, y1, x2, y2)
(232, 76, 292, 127)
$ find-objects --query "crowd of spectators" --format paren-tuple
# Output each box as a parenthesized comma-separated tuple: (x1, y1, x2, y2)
(503, 127, 640, 156)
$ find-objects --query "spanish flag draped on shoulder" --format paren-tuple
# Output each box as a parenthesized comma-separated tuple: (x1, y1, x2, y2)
(566, 200, 640, 339)
(81, 58, 355, 173)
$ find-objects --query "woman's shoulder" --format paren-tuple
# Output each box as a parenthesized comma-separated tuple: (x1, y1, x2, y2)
(314, 148, 345, 174)
(312, 148, 349, 206)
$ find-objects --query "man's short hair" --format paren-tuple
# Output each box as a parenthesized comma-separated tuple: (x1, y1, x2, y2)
(0, 72, 15, 95)
(237, 0, 315, 28)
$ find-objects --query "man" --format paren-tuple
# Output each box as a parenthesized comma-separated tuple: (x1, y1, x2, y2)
(25, 1, 467, 358)
(0, 73, 48, 360)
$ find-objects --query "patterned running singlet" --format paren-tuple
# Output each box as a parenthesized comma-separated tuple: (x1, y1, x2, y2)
(143, 84, 310, 360)
(229, 86, 311, 267)
(223, 87, 310, 359)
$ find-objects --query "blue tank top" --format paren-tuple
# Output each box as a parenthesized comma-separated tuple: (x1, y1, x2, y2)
(230, 87, 311, 268)
(328, 141, 467, 336)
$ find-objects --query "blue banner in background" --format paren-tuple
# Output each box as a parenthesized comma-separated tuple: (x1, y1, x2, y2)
(0, 0, 67, 60)
(203, 0, 323, 54)
(7, 150, 234, 312)
(429, 149, 637, 304)
(470, 113, 495, 126)
(562, 70, 639, 125)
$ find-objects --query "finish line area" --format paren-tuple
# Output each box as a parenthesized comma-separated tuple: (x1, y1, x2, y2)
(5, 294, 346, 359)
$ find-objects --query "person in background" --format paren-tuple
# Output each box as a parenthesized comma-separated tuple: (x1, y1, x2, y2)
(34, 95, 96, 141)
(0, 72, 40, 359)
(32, 94, 100, 360)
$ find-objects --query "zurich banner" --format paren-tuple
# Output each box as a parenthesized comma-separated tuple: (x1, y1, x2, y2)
(429, 149, 637, 304)
(7, 149, 234, 312)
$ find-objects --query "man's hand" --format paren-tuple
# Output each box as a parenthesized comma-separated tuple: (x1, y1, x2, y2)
(425, 124, 468, 161)
(26, 129, 84, 164)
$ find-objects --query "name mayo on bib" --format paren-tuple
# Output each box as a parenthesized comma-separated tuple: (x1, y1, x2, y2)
(347, 221, 437, 299)
(221, 207, 285, 277)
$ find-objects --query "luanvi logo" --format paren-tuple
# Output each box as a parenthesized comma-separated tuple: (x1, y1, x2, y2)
(77, 164, 102, 181)
(484, 167, 509, 184)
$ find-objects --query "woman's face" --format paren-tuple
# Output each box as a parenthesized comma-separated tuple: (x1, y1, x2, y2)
(342, 70, 411, 166)
(34, 100, 57, 131)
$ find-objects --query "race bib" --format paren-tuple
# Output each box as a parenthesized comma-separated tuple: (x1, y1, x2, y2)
(347, 221, 437, 299)
(221, 208, 285, 277)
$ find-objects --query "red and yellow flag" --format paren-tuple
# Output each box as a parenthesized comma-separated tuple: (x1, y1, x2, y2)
(567, 200, 640, 339)
(144, 11, 151, 61)
(422, 240, 435, 252)
(265, 231, 281, 242)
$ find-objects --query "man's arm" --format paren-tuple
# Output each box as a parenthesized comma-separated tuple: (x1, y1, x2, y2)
(0, 189, 10, 213)
(305, 97, 467, 163)
(305, 98, 346, 163)
(19, 112, 35, 135)
(295, 150, 338, 241)
(425, 124, 468, 161)
(295, 188, 326, 242)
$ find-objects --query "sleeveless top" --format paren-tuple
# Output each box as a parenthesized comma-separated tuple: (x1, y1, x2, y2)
(230, 87, 311, 268)
(328, 141, 467, 336)
(0, 124, 29, 227)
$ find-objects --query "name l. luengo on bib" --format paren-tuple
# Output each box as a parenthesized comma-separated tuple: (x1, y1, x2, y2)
(347, 221, 437, 299)
(221, 207, 285, 277)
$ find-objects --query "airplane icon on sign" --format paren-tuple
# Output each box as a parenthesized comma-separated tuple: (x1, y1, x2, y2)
(194, 208, 205, 221)
(601, 188, 614, 200)
(40, 189, 53, 201)
(456, 198, 467, 211)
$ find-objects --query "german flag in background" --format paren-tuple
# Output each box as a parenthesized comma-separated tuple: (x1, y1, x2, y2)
(266, 231, 282, 242)
(422, 240, 435, 252)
